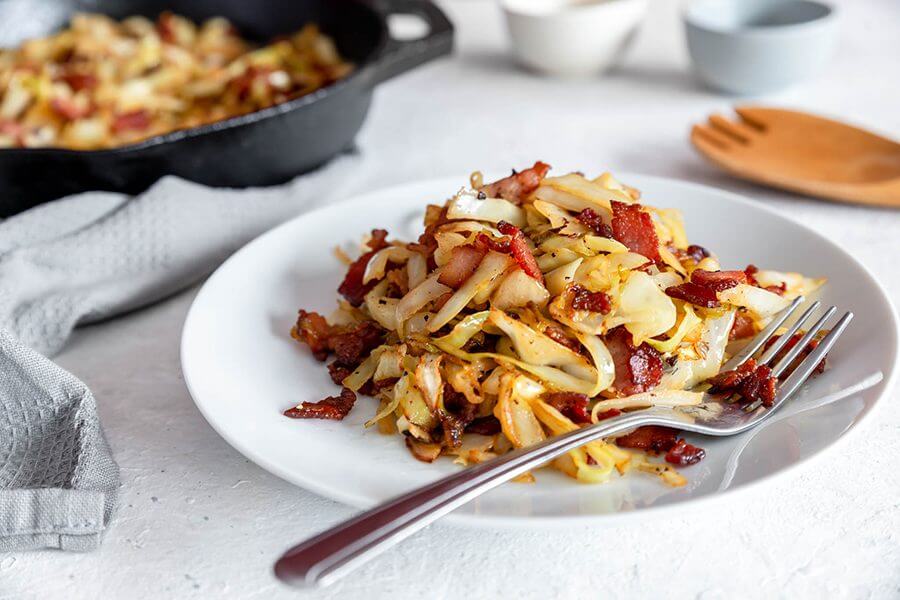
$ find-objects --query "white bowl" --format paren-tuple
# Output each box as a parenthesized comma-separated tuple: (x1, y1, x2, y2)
(501, 0, 648, 77)
(684, 0, 839, 95)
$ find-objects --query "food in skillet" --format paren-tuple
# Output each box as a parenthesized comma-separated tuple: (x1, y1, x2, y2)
(0, 12, 352, 149)
(286, 164, 826, 486)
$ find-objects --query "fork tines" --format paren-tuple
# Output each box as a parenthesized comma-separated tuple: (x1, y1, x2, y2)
(722, 297, 853, 412)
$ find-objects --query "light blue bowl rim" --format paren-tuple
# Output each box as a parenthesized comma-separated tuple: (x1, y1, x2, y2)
(684, 0, 837, 37)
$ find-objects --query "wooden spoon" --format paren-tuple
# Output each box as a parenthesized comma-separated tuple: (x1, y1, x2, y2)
(691, 107, 900, 207)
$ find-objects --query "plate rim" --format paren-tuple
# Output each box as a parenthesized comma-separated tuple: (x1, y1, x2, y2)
(181, 173, 899, 528)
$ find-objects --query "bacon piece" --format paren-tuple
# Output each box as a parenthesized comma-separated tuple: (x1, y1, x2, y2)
(284, 388, 356, 420)
(0, 120, 25, 146)
(112, 109, 151, 133)
(742, 364, 777, 407)
(708, 358, 777, 407)
(568, 284, 612, 314)
(496, 221, 543, 282)
(744, 264, 760, 286)
(51, 97, 92, 120)
(474, 232, 510, 254)
(329, 321, 384, 367)
(291, 311, 384, 365)
(665, 439, 706, 466)
(337, 229, 390, 306)
(543, 325, 581, 353)
(765, 282, 787, 295)
(708, 358, 758, 390)
(465, 416, 502, 435)
(594, 408, 622, 421)
(292, 310, 333, 360)
(438, 385, 478, 447)
(610, 201, 660, 261)
(479, 161, 550, 202)
(604, 326, 664, 396)
(686, 245, 710, 262)
(764, 333, 826, 374)
(438, 244, 486, 289)
(690, 269, 747, 291)
(575, 208, 613, 238)
(59, 72, 97, 92)
(665, 282, 720, 308)
(545, 392, 592, 424)
(730, 312, 756, 340)
(327, 361, 353, 386)
(615, 425, 678, 453)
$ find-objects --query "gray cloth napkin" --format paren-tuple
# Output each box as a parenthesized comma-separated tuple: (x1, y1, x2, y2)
(0, 154, 358, 550)
(0, 154, 358, 356)
(0, 329, 118, 551)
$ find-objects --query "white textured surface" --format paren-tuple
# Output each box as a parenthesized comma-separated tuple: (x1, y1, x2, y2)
(4, 0, 899, 597)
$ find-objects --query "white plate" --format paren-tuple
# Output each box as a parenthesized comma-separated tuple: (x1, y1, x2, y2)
(181, 174, 898, 527)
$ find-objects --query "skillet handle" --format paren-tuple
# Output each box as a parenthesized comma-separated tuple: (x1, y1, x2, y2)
(368, 0, 454, 84)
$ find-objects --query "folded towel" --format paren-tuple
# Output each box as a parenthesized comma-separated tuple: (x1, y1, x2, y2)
(0, 330, 118, 551)
(0, 154, 358, 357)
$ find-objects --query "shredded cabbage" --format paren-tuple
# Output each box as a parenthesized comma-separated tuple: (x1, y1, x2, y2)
(447, 189, 526, 227)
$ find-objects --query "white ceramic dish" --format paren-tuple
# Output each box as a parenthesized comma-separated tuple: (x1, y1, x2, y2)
(181, 174, 897, 527)
(500, 0, 648, 77)
(684, 0, 838, 95)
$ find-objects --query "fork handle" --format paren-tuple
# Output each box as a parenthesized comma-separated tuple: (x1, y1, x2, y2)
(274, 411, 658, 588)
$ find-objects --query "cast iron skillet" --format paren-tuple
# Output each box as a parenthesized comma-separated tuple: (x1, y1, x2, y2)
(0, 0, 453, 216)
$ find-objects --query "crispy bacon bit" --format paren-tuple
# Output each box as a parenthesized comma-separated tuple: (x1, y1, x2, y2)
(765, 282, 787, 296)
(337, 229, 390, 306)
(479, 161, 551, 202)
(292, 310, 333, 360)
(665, 282, 720, 308)
(744, 264, 760, 286)
(615, 425, 678, 453)
(610, 201, 660, 261)
(708, 358, 777, 407)
(708, 358, 758, 390)
(439, 385, 477, 447)
(545, 392, 592, 424)
(283, 387, 356, 420)
(543, 325, 582, 353)
(474, 232, 511, 254)
(112, 109, 151, 133)
(292, 311, 384, 365)
(764, 334, 826, 374)
(465, 416, 502, 435)
(742, 364, 777, 407)
(439, 412, 467, 448)
(665, 439, 706, 466)
(496, 221, 544, 282)
(438, 244, 486, 289)
(59, 71, 97, 92)
(605, 326, 664, 396)
(690, 269, 747, 291)
(51, 97, 92, 120)
(686, 244, 710, 262)
(569, 284, 612, 314)
(329, 321, 383, 367)
(327, 361, 353, 386)
(730, 312, 756, 340)
(575, 208, 613, 238)
(594, 408, 622, 421)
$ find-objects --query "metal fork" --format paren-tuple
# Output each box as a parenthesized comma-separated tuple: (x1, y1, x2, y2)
(274, 296, 853, 588)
